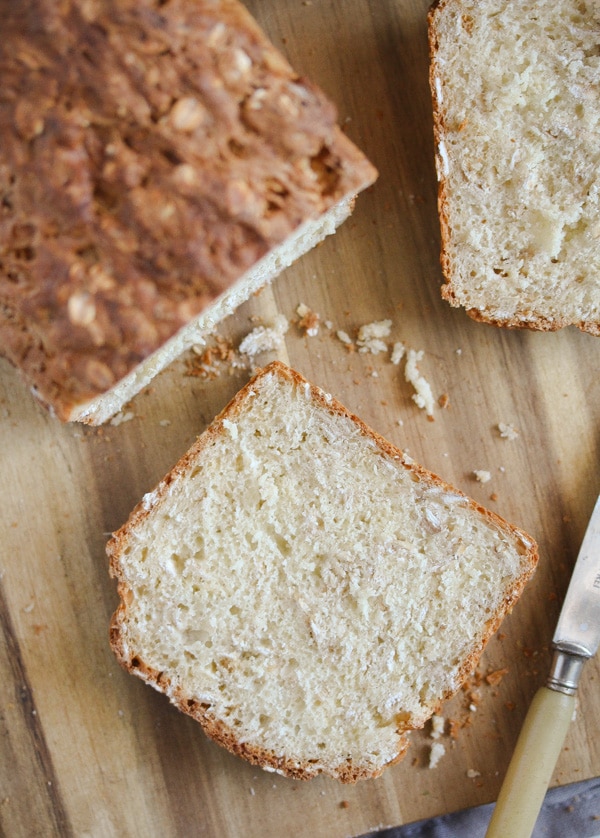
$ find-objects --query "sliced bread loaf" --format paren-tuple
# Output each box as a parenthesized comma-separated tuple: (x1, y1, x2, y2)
(108, 361, 537, 782)
(0, 0, 376, 424)
(428, 0, 600, 333)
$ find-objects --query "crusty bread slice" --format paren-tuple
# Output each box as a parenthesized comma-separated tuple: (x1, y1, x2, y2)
(428, 0, 600, 334)
(0, 0, 376, 424)
(108, 362, 537, 782)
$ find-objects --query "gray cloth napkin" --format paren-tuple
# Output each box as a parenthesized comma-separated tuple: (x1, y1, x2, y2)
(361, 778, 600, 837)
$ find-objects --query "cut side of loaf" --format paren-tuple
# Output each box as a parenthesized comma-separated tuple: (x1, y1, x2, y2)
(108, 361, 538, 783)
(0, 1, 376, 424)
(428, 0, 600, 334)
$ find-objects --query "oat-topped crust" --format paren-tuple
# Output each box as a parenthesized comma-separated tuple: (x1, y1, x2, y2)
(0, 0, 375, 416)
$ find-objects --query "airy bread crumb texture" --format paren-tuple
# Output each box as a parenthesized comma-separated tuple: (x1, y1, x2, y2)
(429, 0, 600, 333)
(108, 362, 537, 782)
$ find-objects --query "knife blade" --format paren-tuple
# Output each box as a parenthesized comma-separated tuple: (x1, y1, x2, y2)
(486, 494, 600, 838)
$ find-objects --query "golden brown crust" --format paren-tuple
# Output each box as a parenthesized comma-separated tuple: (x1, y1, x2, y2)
(0, 1, 376, 420)
(108, 361, 538, 783)
(110, 611, 411, 782)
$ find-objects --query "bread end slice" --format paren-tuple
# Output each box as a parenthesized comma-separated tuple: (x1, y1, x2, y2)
(0, 0, 377, 424)
(108, 361, 537, 782)
(428, 0, 600, 334)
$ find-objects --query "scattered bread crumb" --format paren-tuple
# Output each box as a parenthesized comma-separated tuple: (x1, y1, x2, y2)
(390, 341, 406, 365)
(448, 718, 463, 739)
(430, 714, 445, 739)
(438, 393, 450, 409)
(238, 314, 289, 358)
(428, 742, 446, 769)
(296, 303, 320, 337)
(405, 349, 435, 418)
(467, 769, 481, 779)
(357, 319, 392, 354)
(498, 422, 519, 441)
(485, 668, 509, 686)
(187, 335, 238, 379)
(336, 329, 353, 346)
(473, 470, 492, 483)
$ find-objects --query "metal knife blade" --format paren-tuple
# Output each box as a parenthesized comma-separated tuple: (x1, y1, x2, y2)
(552, 493, 600, 660)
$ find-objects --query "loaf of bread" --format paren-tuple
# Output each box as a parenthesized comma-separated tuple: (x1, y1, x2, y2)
(108, 361, 537, 782)
(0, 1, 376, 424)
(428, 0, 600, 334)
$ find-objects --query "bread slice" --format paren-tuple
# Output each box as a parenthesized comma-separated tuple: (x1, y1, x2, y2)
(428, 0, 600, 334)
(0, 1, 376, 424)
(108, 361, 538, 782)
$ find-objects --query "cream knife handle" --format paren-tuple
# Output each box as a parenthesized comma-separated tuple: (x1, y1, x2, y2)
(485, 686, 575, 838)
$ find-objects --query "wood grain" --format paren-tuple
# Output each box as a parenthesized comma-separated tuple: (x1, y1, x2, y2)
(1, 1, 599, 836)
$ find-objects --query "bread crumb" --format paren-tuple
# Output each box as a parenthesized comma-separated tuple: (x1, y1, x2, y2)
(473, 470, 492, 483)
(296, 303, 320, 337)
(448, 718, 463, 739)
(428, 741, 446, 769)
(498, 422, 519, 441)
(238, 314, 288, 358)
(187, 335, 237, 378)
(336, 330, 353, 346)
(438, 393, 450, 409)
(358, 319, 392, 341)
(467, 769, 481, 779)
(357, 319, 392, 354)
(485, 668, 509, 686)
(390, 341, 406, 365)
(405, 349, 435, 417)
(430, 714, 445, 739)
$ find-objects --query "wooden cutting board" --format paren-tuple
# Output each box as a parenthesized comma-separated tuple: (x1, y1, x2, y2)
(1, 1, 599, 836)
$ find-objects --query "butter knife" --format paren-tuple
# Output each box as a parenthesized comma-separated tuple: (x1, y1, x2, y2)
(486, 494, 600, 838)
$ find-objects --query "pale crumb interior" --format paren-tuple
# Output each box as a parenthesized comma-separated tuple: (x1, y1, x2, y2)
(115, 369, 531, 777)
(72, 199, 352, 424)
(434, 0, 600, 325)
